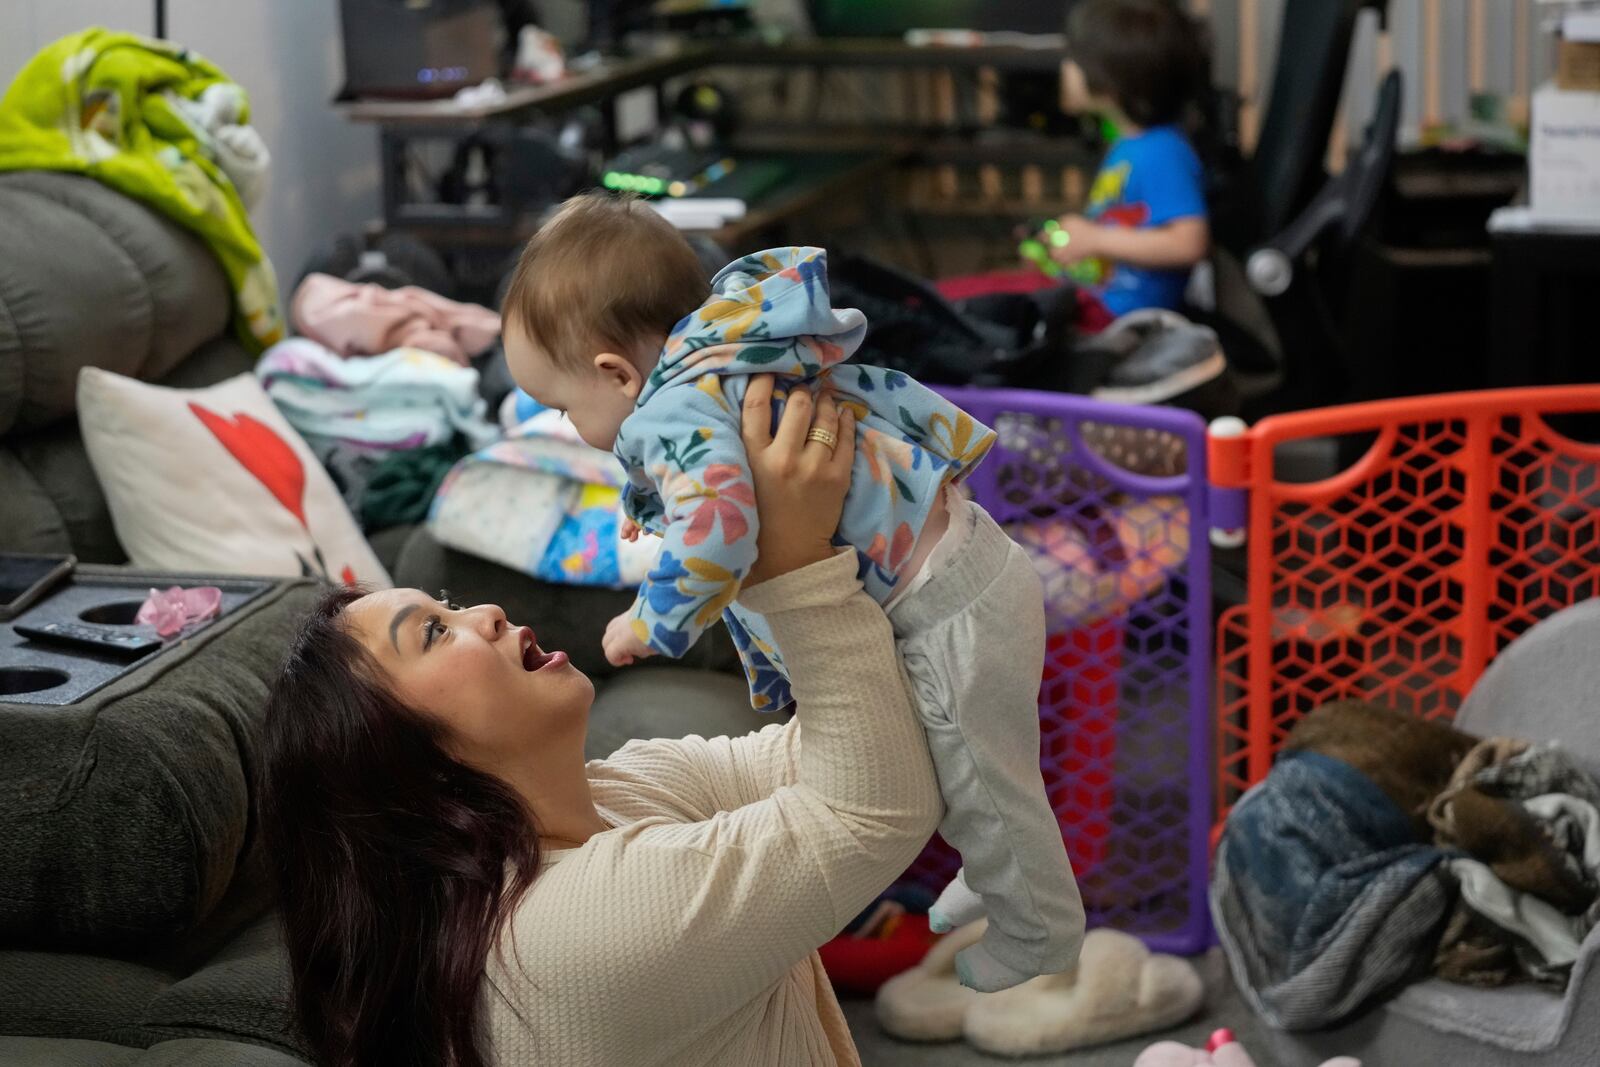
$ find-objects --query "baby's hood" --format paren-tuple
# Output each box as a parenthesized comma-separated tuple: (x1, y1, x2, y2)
(638, 247, 867, 405)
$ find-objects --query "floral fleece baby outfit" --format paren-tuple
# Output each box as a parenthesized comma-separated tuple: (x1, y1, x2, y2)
(614, 247, 1084, 989)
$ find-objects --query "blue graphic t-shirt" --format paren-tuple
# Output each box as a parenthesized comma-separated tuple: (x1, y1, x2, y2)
(1075, 124, 1206, 317)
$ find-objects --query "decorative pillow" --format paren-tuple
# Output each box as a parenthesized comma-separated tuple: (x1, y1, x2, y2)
(76, 368, 391, 586)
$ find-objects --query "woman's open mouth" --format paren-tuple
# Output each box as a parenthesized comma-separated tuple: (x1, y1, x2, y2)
(519, 628, 567, 672)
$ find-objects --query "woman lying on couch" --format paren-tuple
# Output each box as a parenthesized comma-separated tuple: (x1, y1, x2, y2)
(258, 375, 941, 1067)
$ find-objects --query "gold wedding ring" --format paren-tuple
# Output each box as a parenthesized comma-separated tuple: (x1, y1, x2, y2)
(806, 427, 839, 450)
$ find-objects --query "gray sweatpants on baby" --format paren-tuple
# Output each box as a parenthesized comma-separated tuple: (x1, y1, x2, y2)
(888, 499, 1085, 978)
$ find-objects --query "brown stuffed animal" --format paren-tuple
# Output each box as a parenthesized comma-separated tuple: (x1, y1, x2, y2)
(1283, 700, 1593, 914)
(1282, 700, 1477, 836)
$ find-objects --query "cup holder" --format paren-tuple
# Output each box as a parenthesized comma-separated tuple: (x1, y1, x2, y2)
(0, 666, 70, 696)
(79, 602, 145, 625)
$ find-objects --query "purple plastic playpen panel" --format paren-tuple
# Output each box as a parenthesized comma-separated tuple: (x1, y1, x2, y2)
(909, 388, 1213, 955)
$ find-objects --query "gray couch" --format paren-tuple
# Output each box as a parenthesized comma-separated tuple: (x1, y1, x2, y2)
(0, 171, 761, 1064)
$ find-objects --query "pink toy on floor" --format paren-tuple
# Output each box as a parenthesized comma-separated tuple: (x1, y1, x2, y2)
(1134, 1028, 1361, 1067)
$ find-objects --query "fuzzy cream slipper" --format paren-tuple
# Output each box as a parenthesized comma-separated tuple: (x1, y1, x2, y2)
(873, 918, 989, 1041)
(962, 928, 1204, 1056)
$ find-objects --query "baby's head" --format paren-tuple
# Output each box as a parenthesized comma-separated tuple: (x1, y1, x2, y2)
(501, 193, 710, 450)
(1061, 0, 1207, 130)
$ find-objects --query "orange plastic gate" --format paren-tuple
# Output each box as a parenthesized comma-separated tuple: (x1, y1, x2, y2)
(1211, 386, 1600, 816)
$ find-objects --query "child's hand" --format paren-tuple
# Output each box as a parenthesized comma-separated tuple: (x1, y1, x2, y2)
(1049, 214, 1105, 266)
(603, 612, 656, 667)
(620, 517, 643, 542)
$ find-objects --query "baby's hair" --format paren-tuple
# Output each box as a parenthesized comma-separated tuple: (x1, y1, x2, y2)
(501, 192, 711, 373)
(1066, 0, 1208, 129)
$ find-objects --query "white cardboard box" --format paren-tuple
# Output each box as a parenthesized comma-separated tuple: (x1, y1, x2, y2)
(1529, 84, 1600, 223)
(1531, 82, 1600, 222)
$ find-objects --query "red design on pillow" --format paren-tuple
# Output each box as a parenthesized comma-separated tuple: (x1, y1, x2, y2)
(189, 402, 361, 587)
(188, 403, 308, 527)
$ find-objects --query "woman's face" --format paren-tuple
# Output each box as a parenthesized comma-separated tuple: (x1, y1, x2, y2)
(346, 589, 594, 769)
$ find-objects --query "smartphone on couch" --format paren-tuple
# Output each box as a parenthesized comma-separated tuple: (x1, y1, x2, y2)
(0, 552, 76, 621)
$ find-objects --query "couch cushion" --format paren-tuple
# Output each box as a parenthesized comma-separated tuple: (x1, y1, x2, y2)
(0, 1038, 142, 1066)
(585, 666, 774, 762)
(1, 419, 127, 562)
(0, 172, 232, 438)
(0, 1038, 306, 1066)
(0, 574, 320, 951)
(0, 444, 73, 554)
(0, 907, 307, 1061)
(0, 948, 172, 1042)
(0, 337, 256, 562)
(139, 914, 302, 1056)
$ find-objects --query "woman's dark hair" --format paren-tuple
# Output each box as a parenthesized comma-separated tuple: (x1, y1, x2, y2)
(258, 587, 542, 1067)
(1067, 0, 1210, 129)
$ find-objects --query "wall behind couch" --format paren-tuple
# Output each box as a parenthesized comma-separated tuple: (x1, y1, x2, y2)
(0, 0, 378, 303)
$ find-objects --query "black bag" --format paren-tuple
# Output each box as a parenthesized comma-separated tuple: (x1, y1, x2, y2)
(829, 253, 1111, 393)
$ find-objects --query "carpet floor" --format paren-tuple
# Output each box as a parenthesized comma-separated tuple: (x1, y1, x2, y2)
(842, 949, 1269, 1066)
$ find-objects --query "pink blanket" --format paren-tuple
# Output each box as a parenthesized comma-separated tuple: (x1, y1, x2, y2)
(291, 273, 501, 365)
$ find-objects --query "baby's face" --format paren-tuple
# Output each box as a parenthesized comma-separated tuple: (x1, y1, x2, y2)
(503, 324, 637, 451)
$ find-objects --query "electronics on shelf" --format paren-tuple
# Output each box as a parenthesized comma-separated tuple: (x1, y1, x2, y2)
(601, 145, 736, 197)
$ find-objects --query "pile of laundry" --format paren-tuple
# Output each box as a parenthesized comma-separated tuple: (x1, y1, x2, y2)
(0, 29, 282, 350)
(428, 389, 660, 588)
(1213, 701, 1600, 1030)
(255, 274, 504, 531)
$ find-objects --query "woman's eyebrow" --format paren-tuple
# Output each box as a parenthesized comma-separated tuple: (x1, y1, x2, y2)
(389, 604, 420, 653)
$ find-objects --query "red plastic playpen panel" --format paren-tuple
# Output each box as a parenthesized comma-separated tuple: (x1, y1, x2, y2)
(1213, 386, 1600, 815)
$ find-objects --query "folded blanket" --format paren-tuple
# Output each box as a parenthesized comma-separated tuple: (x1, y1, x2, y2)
(428, 391, 659, 589)
(257, 338, 498, 454)
(291, 273, 501, 366)
(1211, 750, 1456, 1030)
(0, 29, 282, 352)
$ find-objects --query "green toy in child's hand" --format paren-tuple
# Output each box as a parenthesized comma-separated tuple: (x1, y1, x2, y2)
(1019, 218, 1067, 277)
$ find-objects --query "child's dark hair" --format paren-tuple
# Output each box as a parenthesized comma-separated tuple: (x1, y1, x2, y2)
(1067, 0, 1209, 129)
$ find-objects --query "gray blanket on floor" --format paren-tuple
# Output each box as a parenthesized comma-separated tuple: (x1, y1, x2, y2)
(1211, 751, 1457, 1029)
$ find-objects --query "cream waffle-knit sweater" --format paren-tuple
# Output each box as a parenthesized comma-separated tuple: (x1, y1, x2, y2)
(484, 549, 942, 1066)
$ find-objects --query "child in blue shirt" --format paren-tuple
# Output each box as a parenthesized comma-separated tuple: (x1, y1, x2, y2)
(501, 194, 1084, 993)
(1048, 0, 1211, 317)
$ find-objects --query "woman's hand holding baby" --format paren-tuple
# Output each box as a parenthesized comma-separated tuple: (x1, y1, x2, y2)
(741, 376, 855, 587)
(601, 376, 854, 667)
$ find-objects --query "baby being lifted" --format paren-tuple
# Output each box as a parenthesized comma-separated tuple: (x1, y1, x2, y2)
(501, 193, 1083, 991)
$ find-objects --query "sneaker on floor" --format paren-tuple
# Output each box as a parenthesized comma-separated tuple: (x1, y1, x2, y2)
(1089, 309, 1226, 407)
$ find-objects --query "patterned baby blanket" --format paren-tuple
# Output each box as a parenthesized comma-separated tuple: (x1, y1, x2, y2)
(428, 391, 658, 588)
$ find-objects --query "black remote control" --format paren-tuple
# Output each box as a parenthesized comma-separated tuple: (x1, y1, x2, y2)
(14, 620, 162, 659)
